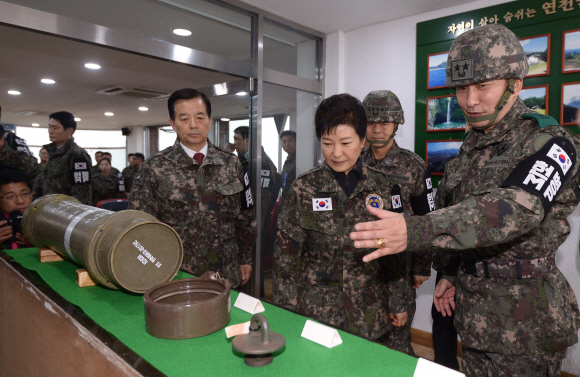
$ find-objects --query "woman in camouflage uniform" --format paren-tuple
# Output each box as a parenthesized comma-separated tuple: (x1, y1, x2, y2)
(273, 94, 407, 341)
(91, 157, 124, 206)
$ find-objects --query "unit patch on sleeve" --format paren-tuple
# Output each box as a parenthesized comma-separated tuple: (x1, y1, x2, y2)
(501, 136, 576, 212)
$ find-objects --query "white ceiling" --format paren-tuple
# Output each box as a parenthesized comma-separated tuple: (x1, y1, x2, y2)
(238, 0, 480, 34)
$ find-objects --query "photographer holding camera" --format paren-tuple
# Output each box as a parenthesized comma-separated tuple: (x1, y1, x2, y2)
(0, 169, 32, 250)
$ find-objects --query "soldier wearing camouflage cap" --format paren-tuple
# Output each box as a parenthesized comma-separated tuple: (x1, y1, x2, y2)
(351, 24, 580, 376)
(361, 90, 435, 356)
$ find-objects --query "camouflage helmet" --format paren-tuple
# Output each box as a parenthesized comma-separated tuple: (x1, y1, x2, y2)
(362, 90, 405, 125)
(445, 24, 528, 88)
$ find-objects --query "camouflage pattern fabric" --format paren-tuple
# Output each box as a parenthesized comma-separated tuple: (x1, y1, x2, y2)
(280, 153, 296, 202)
(406, 98, 580, 355)
(122, 166, 140, 192)
(362, 90, 405, 124)
(128, 138, 255, 289)
(92, 173, 124, 206)
(36, 137, 92, 205)
(362, 141, 432, 355)
(0, 142, 41, 181)
(273, 162, 407, 340)
(446, 24, 528, 88)
(462, 347, 565, 377)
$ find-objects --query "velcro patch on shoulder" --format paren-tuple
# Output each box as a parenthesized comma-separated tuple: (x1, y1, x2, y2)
(501, 136, 576, 212)
(71, 157, 91, 184)
(521, 113, 559, 129)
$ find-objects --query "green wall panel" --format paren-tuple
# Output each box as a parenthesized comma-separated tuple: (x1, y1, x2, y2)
(415, 0, 580, 187)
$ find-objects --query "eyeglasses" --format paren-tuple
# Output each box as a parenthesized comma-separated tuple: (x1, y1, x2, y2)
(0, 191, 32, 201)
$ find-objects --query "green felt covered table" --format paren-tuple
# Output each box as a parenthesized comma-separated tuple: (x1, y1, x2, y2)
(4, 248, 418, 376)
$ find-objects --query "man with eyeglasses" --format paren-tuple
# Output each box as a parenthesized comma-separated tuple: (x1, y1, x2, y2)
(0, 169, 33, 250)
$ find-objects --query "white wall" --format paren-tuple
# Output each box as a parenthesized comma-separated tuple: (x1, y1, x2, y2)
(325, 0, 580, 373)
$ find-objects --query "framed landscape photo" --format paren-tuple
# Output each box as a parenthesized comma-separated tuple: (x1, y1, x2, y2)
(519, 34, 550, 77)
(561, 82, 580, 125)
(425, 140, 462, 175)
(427, 52, 448, 89)
(520, 85, 549, 115)
(563, 29, 580, 74)
(426, 95, 465, 132)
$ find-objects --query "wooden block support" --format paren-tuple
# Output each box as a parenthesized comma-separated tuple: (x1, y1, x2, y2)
(38, 248, 64, 263)
(75, 269, 96, 288)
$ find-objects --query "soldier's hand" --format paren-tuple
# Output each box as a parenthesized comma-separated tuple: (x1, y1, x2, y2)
(15, 233, 28, 245)
(389, 312, 408, 327)
(0, 221, 13, 243)
(412, 275, 430, 289)
(240, 264, 252, 286)
(349, 205, 407, 262)
(433, 278, 456, 317)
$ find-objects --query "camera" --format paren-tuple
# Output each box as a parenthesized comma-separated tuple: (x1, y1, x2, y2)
(0, 210, 24, 238)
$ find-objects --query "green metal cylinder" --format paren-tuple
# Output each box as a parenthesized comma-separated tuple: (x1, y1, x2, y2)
(22, 195, 183, 293)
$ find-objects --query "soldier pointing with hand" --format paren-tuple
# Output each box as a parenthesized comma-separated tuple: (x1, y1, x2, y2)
(350, 24, 580, 375)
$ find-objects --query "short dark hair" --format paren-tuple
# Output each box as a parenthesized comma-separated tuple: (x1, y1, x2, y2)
(99, 157, 111, 166)
(95, 151, 103, 156)
(101, 152, 112, 158)
(168, 88, 212, 121)
(134, 153, 145, 161)
(314, 94, 367, 140)
(0, 168, 31, 190)
(127, 153, 135, 158)
(234, 126, 249, 140)
(49, 111, 77, 130)
(279, 130, 296, 140)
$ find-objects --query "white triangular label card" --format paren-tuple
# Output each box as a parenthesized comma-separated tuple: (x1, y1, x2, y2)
(300, 319, 342, 348)
(413, 358, 465, 377)
(233, 292, 265, 314)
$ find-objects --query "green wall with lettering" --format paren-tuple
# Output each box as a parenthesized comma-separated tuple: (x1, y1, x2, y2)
(415, 0, 580, 187)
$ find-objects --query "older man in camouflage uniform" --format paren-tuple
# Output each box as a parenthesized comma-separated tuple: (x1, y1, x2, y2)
(274, 93, 407, 340)
(351, 24, 580, 376)
(129, 89, 255, 288)
(35, 111, 92, 205)
(362, 90, 435, 355)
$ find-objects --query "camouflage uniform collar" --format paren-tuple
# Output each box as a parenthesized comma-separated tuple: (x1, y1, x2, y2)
(318, 159, 380, 201)
(44, 137, 74, 157)
(464, 98, 526, 150)
(173, 138, 225, 167)
(364, 140, 400, 167)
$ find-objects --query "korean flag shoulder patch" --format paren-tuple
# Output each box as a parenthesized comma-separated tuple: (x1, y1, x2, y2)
(71, 157, 91, 185)
(502, 136, 576, 212)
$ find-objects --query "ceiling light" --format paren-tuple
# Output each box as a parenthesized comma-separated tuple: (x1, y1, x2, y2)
(139, 107, 149, 111)
(104, 112, 114, 116)
(74, 117, 81, 121)
(85, 63, 101, 70)
(32, 123, 40, 127)
(8, 90, 21, 95)
(41, 79, 55, 84)
(173, 29, 192, 36)
(236, 91, 247, 96)
(221, 118, 230, 121)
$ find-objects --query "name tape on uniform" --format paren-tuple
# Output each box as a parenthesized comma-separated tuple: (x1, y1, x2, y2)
(312, 198, 332, 211)
(301, 320, 342, 348)
(234, 292, 265, 314)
